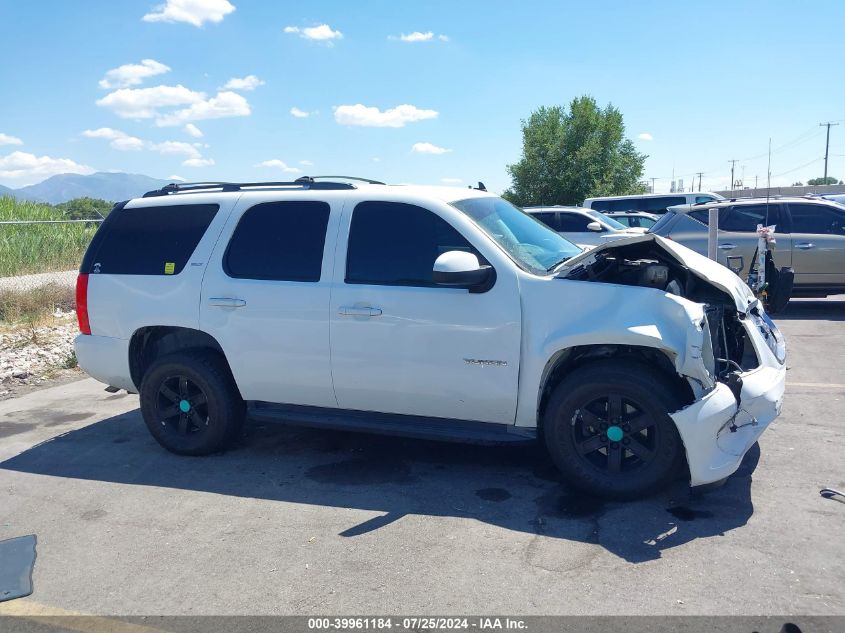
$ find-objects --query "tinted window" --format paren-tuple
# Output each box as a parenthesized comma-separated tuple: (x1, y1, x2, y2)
(557, 213, 592, 231)
(643, 196, 686, 213)
(89, 203, 218, 275)
(789, 203, 845, 235)
(531, 212, 560, 231)
(695, 195, 716, 204)
(225, 201, 330, 282)
(590, 200, 612, 212)
(721, 204, 782, 232)
(346, 201, 474, 286)
(689, 208, 716, 225)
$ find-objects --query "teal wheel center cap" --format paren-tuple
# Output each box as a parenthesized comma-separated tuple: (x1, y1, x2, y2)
(179, 399, 191, 413)
(606, 425, 624, 442)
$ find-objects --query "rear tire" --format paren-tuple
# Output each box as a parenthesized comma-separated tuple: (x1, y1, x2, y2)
(139, 350, 245, 456)
(542, 359, 685, 499)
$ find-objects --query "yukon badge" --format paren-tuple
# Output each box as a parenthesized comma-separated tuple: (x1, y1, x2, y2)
(464, 358, 508, 368)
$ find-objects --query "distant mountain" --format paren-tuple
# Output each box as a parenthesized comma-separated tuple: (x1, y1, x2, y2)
(10, 172, 172, 204)
(0, 183, 15, 197)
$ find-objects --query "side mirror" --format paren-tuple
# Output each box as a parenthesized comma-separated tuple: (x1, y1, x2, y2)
(433, 251, 493, 291)
(586, 221, 603, 232)
(726, 256, 744, 275)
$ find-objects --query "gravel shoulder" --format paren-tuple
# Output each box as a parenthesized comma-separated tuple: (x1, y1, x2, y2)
(0, 269, 77, 293)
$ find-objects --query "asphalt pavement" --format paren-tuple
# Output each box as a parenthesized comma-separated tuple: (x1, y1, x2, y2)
(0, 298, 843, 616)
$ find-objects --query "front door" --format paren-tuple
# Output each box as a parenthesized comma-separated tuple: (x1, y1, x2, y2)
(329, 200, 522, 424)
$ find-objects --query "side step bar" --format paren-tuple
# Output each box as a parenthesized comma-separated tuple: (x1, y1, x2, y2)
(247, 403, 536, 446)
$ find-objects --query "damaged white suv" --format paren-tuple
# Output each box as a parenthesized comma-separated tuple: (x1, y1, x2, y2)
(74, 178, 786, 499)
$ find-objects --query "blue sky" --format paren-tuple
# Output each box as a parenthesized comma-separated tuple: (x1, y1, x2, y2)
(0, 0, 843, 194)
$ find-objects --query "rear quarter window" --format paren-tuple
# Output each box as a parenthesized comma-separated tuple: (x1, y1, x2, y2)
(84, 203, 219, 275)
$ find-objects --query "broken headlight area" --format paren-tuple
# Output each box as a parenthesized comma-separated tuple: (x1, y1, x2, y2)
(749, 305, 786, 364)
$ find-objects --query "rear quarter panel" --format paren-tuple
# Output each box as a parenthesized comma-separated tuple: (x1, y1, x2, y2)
(86, 194, 239, 339)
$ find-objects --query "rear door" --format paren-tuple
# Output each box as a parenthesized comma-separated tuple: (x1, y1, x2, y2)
(716, 203, 791, 277)
(199, 196, 340, 407)
(787, 202, 845, 288)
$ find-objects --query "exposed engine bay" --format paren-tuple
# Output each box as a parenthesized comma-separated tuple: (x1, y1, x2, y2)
(563, 240, 760, 379)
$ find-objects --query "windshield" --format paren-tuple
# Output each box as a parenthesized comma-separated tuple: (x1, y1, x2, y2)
(585, 209, 627, 230)
(451, 197, 582, 275)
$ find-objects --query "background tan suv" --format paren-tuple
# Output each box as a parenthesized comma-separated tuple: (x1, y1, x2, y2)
(649, 196, 845, 299)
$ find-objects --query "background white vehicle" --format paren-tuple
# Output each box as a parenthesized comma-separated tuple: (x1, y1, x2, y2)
(74, 178, 786, 499)
(584, 192, 724, 215)
(524, 205, 646, 247)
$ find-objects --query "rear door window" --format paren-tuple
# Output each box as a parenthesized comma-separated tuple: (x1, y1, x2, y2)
(788, 203, 845, 235)
(721, 204, 782, 232)
(87, 203, 219, 275)
(224, 201, 330, 281)
(531, 212, 560, 231)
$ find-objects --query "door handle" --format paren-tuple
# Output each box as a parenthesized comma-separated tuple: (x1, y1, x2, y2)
(718, 243, 736, 250)
(208, 297, 247, 308)
(339, 306, 382, 317)
(796, 242, 815, 250)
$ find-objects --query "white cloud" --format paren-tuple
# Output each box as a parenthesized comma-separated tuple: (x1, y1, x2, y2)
(257, 159, 301, 174)
(183, 123, 203, 137)
(638, 132, 654, 141)
(441, 177, 462, 184)
(182, 157, 215, 167)
(82, 127, 145, 151)
(0, 133, 24, 146)
(334, 104, 438, 128)
(389, 31, 449, 42)
(299, 160, 313, 166)
(372, 157, 381, 162)
(290, 107, 312, 118)
(284, 24, 343, 44)
(99, 59, 170, 89)
(96, 84, 205, 119)
(150, 140, 203, 159)
(167, 174, 187, 181)
(142, 0, 235, 27)
(412, 142, 452, 155)
(155, 91, 250, 126)
(221, 75, 264, 91)
(0, 151, 94, 185)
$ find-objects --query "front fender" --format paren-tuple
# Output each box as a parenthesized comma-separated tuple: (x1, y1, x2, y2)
(515, 279, 713, 427)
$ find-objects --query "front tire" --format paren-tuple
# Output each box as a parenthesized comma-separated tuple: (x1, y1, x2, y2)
(139, 350, 245, 456)
(543, 359, 685, 499)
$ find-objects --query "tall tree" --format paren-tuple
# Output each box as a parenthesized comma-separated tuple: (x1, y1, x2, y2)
(503, 96, 647, 206)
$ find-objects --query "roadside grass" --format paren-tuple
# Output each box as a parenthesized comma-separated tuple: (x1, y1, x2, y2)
(0, 195, 98, 276)
(0, 283, 76, 327)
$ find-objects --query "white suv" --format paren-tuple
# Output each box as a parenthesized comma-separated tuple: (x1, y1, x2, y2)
(74, 177, 786, 499)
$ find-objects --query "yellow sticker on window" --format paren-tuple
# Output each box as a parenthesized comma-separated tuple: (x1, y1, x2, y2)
(164, 262, 175, 275)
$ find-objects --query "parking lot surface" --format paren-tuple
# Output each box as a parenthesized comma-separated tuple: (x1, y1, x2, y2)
(0, 298, 843, 616)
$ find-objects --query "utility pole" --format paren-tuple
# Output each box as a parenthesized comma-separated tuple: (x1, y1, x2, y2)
(820, 122, 839, 182)
(650, 177, 657, 193)
(695, 172, 703, 192)
(728, 159, 738, 196)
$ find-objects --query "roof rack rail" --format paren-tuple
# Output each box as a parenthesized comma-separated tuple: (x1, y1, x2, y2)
(141, 176, 383, 198)
(311, 175, 386, 185)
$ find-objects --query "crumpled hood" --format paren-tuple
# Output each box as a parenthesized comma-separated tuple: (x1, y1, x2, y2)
(556, 233, 757, 314)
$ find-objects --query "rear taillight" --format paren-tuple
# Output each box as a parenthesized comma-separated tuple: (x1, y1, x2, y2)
(76, 273, 91, 335)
